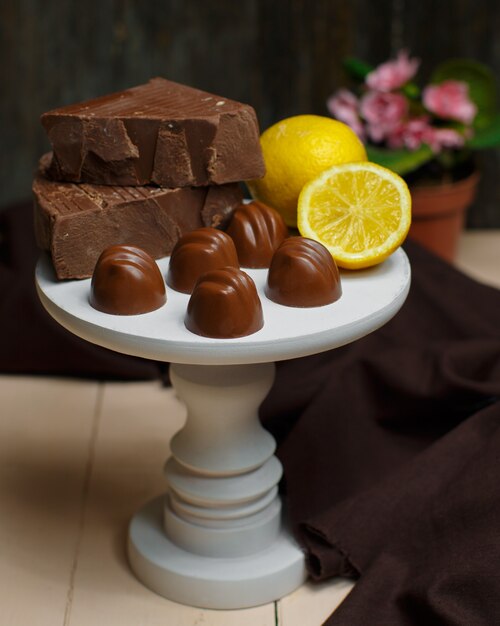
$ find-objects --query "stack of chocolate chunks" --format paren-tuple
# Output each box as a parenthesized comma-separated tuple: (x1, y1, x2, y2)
(34, 77, 265, 280)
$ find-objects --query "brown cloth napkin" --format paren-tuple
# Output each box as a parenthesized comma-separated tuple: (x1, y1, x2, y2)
(261, 241, 500, 625)
(0, 202, 161, 379)
(3, 202, 500, 623)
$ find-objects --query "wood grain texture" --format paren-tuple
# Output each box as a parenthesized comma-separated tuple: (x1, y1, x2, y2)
(1, 0, 499, 225)
(455, 229, 500, 286)
(277, 578, 354, 625)
(0, 377, 100, 626)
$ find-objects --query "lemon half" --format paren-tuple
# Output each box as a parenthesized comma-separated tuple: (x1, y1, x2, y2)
(297, 162, 412, 269)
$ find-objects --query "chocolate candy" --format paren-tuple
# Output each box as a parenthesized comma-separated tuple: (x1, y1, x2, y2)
(265, 237, 342, 307)
(90, 245, 166, 315)
(226, 201, 288, 268)
(41, 77, 265, 188)
(167, 228, 239, 294)
(185, 267, 263, 338)
(33, 155, 242, 280)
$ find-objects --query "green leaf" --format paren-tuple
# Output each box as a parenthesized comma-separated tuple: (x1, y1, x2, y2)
(402, 83, 421, 100)
(342, 57, 373, 81)
(466, 114, 500, 148)
(366, 145, 434, 176)
(430, 59, 498, 126)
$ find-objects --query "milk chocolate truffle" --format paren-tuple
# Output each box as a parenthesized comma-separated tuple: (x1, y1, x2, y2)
(90, 245, 166, 315)
(265, 237, 342, 307)
(226, 200, 288, 268)
(167, 227, 239, 294)
(185, 267, 264, 338)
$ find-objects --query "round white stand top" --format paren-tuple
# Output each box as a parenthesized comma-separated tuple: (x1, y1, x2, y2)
(36, 249, 410, 365)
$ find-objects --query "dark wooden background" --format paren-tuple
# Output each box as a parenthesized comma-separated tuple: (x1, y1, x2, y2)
(2, 0, 499, 226)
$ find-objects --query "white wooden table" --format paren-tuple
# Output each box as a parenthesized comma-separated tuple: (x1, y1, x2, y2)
(0, 231, 498, 626)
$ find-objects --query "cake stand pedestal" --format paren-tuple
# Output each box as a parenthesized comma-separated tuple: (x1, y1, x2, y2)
(36, 249, 410, 609)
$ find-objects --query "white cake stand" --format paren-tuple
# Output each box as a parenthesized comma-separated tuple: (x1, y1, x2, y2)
(36, 249, 410, 609)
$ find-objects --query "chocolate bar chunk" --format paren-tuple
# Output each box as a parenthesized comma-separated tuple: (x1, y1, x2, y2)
(33, 156, 243, 280)
(41, 77, 265, 188)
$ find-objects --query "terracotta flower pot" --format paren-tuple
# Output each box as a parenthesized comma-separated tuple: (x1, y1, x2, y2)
(408, 171, 480, 262)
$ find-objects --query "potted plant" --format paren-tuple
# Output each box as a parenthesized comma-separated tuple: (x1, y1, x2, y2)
(327, 51, 500, 261)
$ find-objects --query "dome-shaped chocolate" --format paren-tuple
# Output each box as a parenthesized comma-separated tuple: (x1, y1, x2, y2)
(185, 267, 264, 338)
(226, 200, 288, 268)
(90, 244, 166, 315)
(265, 237, 342, 307)
(167, 227, 239, 294)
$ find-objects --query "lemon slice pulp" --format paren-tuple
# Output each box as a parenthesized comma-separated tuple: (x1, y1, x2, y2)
(297, 162, 412, 269)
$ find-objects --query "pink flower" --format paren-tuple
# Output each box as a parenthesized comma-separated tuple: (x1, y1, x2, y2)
(327, 89, 365, 139)
(366, 50, 420, 92)
(386, 118, 466, 152)
(426, 128, 466, 152)
(360, 90, 408, 142)
(423, 80, 477, 124)
(386, 117, 434, 150)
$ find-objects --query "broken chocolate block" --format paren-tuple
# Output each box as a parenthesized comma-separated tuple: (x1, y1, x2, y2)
(33, 155, 242, 280)
(41, 77, 265, 188)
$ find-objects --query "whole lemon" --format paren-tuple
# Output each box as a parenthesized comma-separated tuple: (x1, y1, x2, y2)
(247, 115, 367, 227)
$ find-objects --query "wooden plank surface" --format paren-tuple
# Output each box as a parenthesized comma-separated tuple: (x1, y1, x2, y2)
(277, 579, 354, 626)
(0, 377, 99, 626)
(456, 230, 500, 287)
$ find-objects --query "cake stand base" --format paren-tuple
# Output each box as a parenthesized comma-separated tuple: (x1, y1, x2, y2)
(128, 496, 306, 609)
(127, 362, 307, 609)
